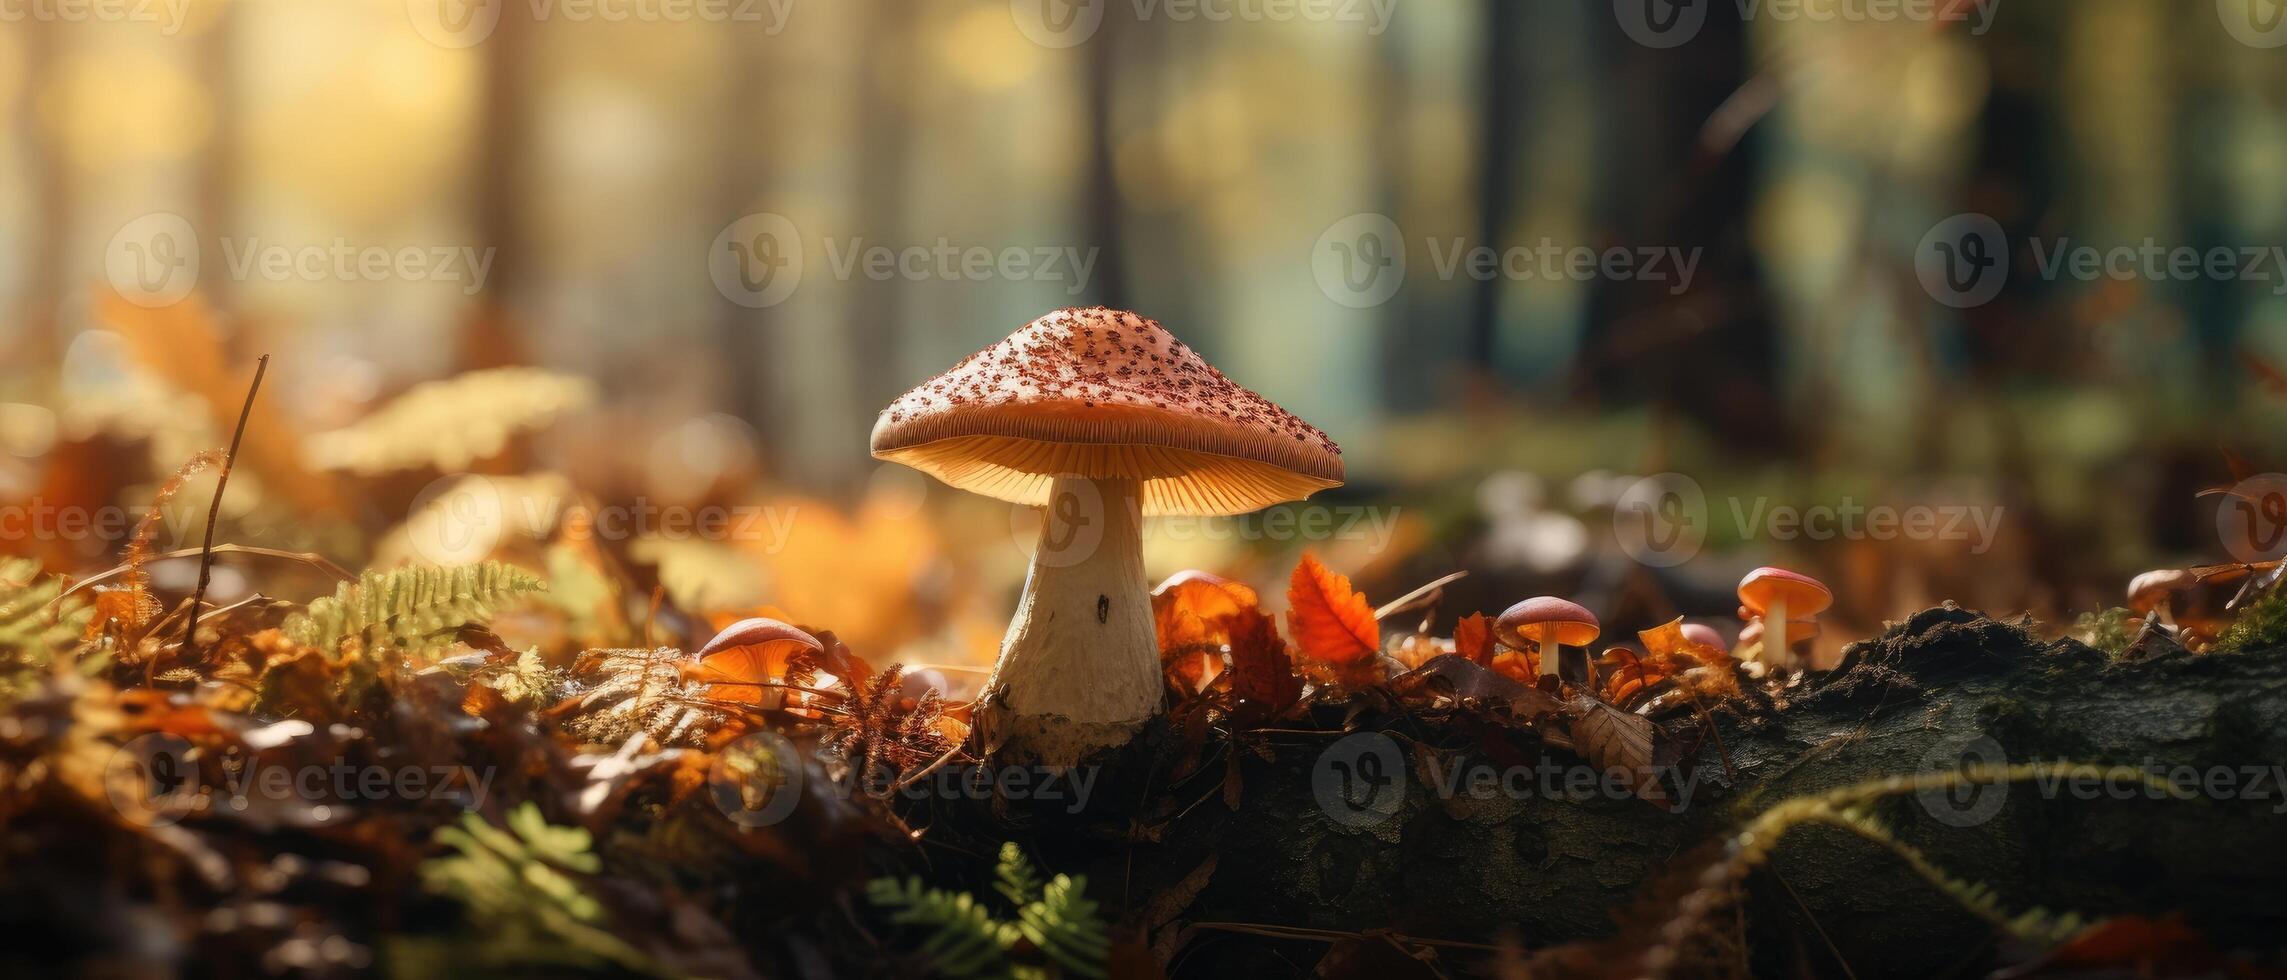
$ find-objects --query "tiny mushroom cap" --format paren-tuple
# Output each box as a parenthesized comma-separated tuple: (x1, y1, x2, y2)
(1495, 596, 1603, 650)
(692, 618, 826, 704)
(698, 617, 823, 659)
(2127, 568, 2198, 614)
(870, 307, 1343, 517)
(1736, 567, 1833, 618)
(1680, 622, 1729, 652)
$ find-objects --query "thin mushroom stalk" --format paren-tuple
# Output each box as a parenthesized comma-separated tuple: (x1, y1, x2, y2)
(983, 476, 1160, 765)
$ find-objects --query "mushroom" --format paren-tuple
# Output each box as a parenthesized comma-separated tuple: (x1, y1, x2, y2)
(871, 307, 1343, 765)
(1494, 596, 1600, 691)
(692, 617, 825, 708)
(1736, 567, 1831, 670)
(2126, 568, 2197, 619)
(1679, 622, 1730, 656)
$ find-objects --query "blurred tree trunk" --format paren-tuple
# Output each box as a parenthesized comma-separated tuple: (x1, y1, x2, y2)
(195, 4, 237, 313)
(842, 2, 913, 463)
(714, 32, 776, 460)
(470, 1, 530, 342)
(1082, 15, 1126, 310)
(1464, 0, 1522, 375)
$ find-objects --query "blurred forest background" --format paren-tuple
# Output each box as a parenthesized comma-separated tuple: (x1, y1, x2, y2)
(3, 0, 2287, 673)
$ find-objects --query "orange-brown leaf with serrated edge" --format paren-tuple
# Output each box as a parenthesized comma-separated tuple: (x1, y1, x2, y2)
(1226, 608, 1300, 715)
(1285, 553, 1379, 665)
(1454, 612, 1495, 665)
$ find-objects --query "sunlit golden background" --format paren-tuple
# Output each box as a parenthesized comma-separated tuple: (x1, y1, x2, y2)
(5, 0, 2287, 673)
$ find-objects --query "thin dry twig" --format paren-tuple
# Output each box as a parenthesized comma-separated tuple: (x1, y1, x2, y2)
(181, 354, 269, 665)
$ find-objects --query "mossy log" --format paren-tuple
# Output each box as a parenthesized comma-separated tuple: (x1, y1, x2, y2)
(992, 607, 2287, 978)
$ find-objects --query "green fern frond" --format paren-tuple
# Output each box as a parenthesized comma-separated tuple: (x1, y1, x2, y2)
(866, 877, 1019, 978)
(306, 367, 596, 475)
(285, 562, 544, 657)
(0, 559, 93, 699)
(870, 844, 1110, 979)
(422, 802, 672, 977)
(994, 841, 1045, 906)
(1019, 875, 1110, 978)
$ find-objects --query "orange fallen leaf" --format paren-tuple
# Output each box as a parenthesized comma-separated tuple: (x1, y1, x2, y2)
(1454, 612, 1495, 665)
(1286, 552, 1379, 666)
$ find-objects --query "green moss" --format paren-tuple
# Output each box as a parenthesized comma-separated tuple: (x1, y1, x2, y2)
(2068, 607, 2137, 659)
(2215, 590, 2287, 653)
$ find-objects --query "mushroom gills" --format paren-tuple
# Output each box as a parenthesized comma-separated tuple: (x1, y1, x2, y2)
(979, 476, 1163, 766)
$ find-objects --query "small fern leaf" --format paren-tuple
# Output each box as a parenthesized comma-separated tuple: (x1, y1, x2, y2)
(0, 559, 93, 699)
(867, 877, 1016, 978)
(285, 562, 545, 657)
(994, 841, 1045, 907)
(1018, 874, 1110, 979)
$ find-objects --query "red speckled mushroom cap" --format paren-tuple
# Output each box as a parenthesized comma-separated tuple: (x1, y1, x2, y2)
(871, 308, 1344, 516)
(1494, 596, 1602, 649)
(1737, 566, 1833, 617)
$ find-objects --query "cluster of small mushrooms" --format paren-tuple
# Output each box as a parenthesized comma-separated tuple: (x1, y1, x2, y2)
(1493, 565, 1833, 691)
(701, 308, 1844, 766)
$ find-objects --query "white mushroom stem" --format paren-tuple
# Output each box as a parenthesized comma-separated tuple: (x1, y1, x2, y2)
(1537, 632, 1561, 680)
(1762, 596, 1790, 669)
(979, 476, 1162, 767)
